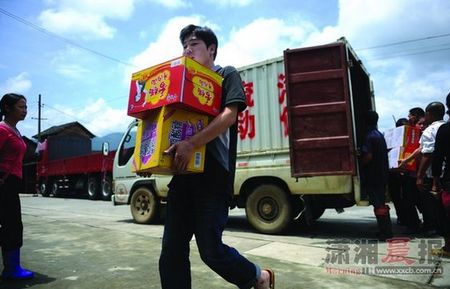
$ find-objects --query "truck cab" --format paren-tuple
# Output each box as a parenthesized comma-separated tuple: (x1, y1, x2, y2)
(111, 119, 171, 222)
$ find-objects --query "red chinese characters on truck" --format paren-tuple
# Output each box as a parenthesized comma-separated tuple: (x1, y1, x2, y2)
(238, 81, 255, 140)
(237, 73, 289, 140)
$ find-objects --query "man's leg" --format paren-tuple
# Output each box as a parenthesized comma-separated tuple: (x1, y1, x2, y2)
(419, 178, 439, 234)
(193, 191, 257, 289)
(401, 175, 421, 232)
(159, 185, 194, 289)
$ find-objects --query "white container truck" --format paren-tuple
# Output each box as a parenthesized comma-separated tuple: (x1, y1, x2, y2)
(110, 39, 375, 234)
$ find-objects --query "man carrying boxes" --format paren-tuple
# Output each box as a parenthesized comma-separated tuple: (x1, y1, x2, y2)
(128, 25, 274, 289)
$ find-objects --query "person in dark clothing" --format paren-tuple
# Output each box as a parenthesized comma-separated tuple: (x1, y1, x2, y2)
(431, 92, 450, 257)
(360, 110, 393, 240)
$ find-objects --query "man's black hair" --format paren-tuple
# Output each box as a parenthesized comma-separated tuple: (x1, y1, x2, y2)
(425, 101, 445, 120)
(395, 118, 408, 127)
(409, 107, 425, 118)
(365, 110, 379, 127)
(180, 24, 218, 60)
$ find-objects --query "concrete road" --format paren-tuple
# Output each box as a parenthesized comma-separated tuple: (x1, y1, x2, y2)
(1, 195, 449, 288)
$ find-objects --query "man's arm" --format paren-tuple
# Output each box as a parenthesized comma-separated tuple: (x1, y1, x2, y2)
(165, 104, 239, 172)
(416, 152, 432, 191)
(399, 146, 421, 169)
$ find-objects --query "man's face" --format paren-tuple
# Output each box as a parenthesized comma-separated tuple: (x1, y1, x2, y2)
(407, 113, 418, 125)
(182, 35, 215, 67)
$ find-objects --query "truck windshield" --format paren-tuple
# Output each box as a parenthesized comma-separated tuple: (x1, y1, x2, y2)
(118, 124, 137, 166)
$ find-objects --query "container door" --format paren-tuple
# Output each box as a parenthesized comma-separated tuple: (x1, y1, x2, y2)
(284, 43, 356, 177)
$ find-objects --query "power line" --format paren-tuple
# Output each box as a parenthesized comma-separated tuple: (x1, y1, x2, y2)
(366, 45, 450, 61)
(42, 103, 86, 123)
(356, 33, 450, 50)
(0, 8, 135, 67)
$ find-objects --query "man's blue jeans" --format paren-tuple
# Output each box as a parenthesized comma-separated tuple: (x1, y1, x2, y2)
(159, 170, 258, 289)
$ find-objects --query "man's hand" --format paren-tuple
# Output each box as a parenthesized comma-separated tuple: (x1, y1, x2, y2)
(398, 159, 407, 169)
(164, 140, 195, 172)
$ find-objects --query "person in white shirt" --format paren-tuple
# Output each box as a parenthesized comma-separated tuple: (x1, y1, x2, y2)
(416, 102, 446, 234)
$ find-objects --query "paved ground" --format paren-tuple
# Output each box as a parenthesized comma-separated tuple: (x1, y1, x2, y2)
(0, 195, 449, 289)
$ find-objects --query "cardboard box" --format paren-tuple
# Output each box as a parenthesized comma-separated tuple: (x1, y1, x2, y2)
(132, 106, 208, 175)
(128, 56, 223, 118)
(388, 145, 418, 171)
(383, 125, 421, 149)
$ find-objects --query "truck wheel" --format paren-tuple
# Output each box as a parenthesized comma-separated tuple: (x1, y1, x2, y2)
(87, 176, 99, 200)
(40, 182, 50, 197)
(51, 181, 60, 197)
(246, 184, 292, 234)
(130, 187, 158, 224)
(100, 176, 112, 201)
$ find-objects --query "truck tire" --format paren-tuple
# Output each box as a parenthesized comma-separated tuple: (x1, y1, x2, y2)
(87, 176, 99, 200)
(245, 184, 292, 234)
(51, 181, 61, 197)
(100, 176, 112, 201)
(40, 182, 50, 197)
(130, 187, 158, 224)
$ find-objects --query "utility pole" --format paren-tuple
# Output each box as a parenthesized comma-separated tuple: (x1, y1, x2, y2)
(38, 94, 41, 141)
(32, 94, 46, 141)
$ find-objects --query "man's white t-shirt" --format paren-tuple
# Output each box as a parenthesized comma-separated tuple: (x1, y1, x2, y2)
(420, 120, 446, 177)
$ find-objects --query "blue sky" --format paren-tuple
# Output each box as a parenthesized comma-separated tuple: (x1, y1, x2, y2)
(1, 0, 449, 140)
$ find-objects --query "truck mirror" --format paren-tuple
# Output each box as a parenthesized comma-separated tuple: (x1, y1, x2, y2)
(102, 142, 109, 156)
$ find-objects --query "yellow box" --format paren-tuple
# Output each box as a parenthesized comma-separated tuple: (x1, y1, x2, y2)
(132, 106, 208, 174)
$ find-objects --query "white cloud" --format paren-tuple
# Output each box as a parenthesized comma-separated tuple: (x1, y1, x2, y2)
(55, 64, 90, 79)
(39, 9, 117, 39)
(50, 47, 91, 79)
(42, 98, 132, 137)
(38, 0, 190, 40)
(321, 0, 450, 131)
(0, 73, 32, 94)
(126, 15, 315, 77)
(124, 15, 214, 80)
(219, 18, 316, 67)
(39, 0, 136, 39)
(149, 0, 191, 9)
(202, 0, 254, 8)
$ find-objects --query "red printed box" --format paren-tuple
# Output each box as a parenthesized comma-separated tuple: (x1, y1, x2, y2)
(384, 125, 421, 149)
(128, 56, 223, 119)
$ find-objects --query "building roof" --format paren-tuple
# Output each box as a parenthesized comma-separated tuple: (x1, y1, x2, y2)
(33, 121, 96, 140)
